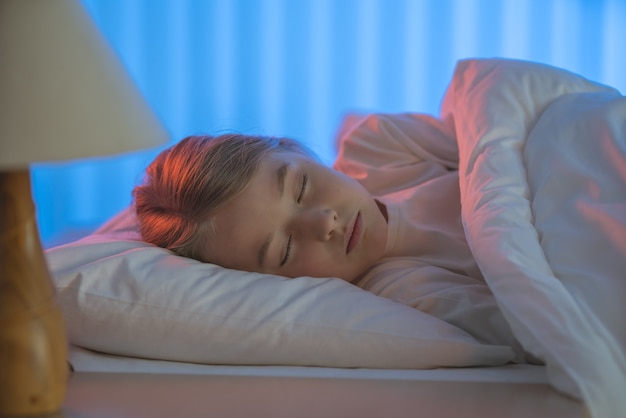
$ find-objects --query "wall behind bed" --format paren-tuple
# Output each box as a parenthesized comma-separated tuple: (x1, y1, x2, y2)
(36, 0, 626, 247)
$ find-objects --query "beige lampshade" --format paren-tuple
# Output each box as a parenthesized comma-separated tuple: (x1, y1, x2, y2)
(0, 0, 170, 169)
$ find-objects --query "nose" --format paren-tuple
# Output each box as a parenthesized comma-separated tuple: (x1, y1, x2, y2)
(292, 208, 339, 241)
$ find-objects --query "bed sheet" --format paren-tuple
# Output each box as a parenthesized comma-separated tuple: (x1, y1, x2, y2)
(66, 346, 585, 418)
(69, 344, 546, 382)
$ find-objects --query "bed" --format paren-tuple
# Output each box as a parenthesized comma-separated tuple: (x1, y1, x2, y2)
(47, 58, 626, 418)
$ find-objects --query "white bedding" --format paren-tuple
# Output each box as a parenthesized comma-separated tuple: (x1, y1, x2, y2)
(68, 344, 547, 382)
(47, 58, 626, 418)
(441, 58, 626, 418)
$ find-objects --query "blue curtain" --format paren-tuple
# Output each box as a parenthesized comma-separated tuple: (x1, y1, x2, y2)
(36, 0, 626, 247)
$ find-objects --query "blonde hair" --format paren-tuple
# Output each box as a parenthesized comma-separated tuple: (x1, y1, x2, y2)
(133, 134, 311, 261)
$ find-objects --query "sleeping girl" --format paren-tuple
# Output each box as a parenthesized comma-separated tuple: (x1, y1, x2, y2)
(133, 112, 474, 287)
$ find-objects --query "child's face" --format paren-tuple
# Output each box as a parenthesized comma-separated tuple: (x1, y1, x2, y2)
(201, 151, 388, 282)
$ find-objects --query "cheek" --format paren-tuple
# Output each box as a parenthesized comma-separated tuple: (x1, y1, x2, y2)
(289, 252, 330, 277)
(288, 249, 362, 281)
(284, 246, 335, 278)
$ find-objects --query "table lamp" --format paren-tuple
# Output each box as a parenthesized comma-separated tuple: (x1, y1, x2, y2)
(0, 0, 169, 415)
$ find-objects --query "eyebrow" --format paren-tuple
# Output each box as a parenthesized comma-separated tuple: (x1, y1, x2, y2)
(277, 162, 288, 198)
(257, 163, 290, 268)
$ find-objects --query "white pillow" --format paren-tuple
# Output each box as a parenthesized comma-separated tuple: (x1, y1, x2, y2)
(46, 206, 514, 369)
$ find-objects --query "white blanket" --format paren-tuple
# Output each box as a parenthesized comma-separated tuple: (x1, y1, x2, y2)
(441, 59, 626, 418)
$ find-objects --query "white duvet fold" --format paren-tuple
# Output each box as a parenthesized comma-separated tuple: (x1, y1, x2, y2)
(442, 58, 626, 418)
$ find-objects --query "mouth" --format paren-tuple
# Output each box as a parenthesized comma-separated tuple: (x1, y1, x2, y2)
(346, 212, 362, 254)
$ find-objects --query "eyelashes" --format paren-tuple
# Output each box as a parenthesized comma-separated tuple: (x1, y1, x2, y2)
(281, 172, 307, 267)
(281, 235, 292, 266)
(297, 173, 308, 203)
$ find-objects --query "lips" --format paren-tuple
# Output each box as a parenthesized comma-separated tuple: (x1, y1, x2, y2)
(346, 212, 362, 254)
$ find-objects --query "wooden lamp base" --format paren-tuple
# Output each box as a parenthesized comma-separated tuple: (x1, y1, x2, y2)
(0, 170, 68, 415)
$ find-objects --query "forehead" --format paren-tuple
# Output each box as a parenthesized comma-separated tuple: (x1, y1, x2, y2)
(200, 152, 294, 272)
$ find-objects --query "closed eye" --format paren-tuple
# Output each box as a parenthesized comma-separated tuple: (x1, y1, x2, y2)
(282, 173, 306, 267)
(280, 235, 292, 266)
(297, 173, 308, 204)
